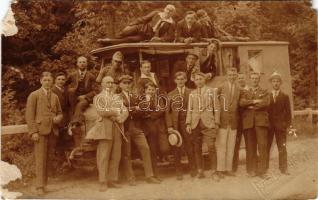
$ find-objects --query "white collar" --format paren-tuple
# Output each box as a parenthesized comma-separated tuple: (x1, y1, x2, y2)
(272, 90, 280, 95)
(141, 73, 157, 85)
(177, 86, 185, 94)
(79, 69, 87, 75)
(158, 12, 174, 24)
(55, 85, 63, 91)
(41, 87, 50, 95)
(122, 91, 129, 98)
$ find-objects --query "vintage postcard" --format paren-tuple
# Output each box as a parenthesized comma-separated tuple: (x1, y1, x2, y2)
(1, 0, 317, 199)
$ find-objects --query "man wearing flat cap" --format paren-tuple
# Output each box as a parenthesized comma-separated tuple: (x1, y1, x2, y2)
(266, 71, 291, 175)
(176, 11, 203, 43)
(118, 75, 161, 185)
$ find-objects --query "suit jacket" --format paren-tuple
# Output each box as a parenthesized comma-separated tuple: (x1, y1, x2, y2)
(239, 87, 270, 129)
(67, 70, 96, 102)
(268, 91, 292, 131)
(25, 88, 63, 136)
(87, 90, 128, 140)
(119, 92, 144, 136)
(176, 19, 202, 42)
(52, 85, 70, 127)
(129, 11, 175, 42)
(166, 87, 191, 130)
(186, 86, 220, 129)
(218, 82, 240, 130)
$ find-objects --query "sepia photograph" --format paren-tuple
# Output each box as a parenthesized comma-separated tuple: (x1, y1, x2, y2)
(1, 0, 317, 199)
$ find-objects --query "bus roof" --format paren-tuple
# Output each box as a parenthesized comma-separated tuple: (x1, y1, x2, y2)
(90, 41, 289, 58)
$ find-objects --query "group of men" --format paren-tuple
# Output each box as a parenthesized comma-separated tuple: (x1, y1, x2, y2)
(97, 5, 240, 45)
(26, 49, 292, 195)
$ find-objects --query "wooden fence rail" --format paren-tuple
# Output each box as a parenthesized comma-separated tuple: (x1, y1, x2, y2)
(1, 108, 317, 136)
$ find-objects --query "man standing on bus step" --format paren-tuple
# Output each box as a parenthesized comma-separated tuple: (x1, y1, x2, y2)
(232, 73, 249, 172)
(186, 72, 220, 180)
(25, 72, 63, 196)
(166, 71, 196, 180)
(266, 71, 291, 175)
(215, 68, 241, 179)
(239, 72, 270, 179)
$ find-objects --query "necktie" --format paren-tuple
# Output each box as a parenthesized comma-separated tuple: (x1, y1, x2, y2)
(47, 90, 52, 109)
(273, 92, 277, 103)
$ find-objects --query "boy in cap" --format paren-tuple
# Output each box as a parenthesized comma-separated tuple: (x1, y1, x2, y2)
(267, 71, 291, 175)
(118, 75, 161, 185)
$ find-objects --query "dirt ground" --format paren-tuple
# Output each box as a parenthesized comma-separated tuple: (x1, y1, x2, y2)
(9, 137, 318, 199)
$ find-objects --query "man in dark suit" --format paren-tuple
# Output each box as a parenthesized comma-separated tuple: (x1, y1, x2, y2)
(239, 72, 270, 178)
(166, 71, 196, 180)
(176, 11, 202, 43)
(25, 72, 63, 195)
(52, 72, 71, 150)
(98, 5, 176, 44)
(118, 75, 161, 185)
(267, 72, 291, 175)
(172, 51, 200, 89)
(232, 73, 249, 172)
(68, 56, 96, 145)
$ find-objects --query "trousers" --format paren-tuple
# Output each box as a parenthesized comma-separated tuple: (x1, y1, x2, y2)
(121, 126, 154, 180)
(34, 132, 57, 188)
(96, 128, 122, 183)
(216, 126, 237, 171)
(245, 126, 268, 175)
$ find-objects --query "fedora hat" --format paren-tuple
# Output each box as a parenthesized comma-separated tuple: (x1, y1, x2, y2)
(168, 129, 183, 147)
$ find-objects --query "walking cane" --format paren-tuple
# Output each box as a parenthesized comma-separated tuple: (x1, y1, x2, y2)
(114, 122, 129, 143)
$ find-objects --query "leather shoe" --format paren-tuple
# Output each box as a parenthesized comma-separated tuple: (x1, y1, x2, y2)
(216, 171, 225, 179)
(128, 179, 137, 186)
(36, 188, 45, 196)
(146, 177, 161, 184)
(176, 175, 183, 181)
(248, 171, 256, 177)
(224, 171, 236, 177)
(190, 171, 197, 178)
(99, 182, 108, 192)
(197, 171, 205, 179)
(211, 173, 220, 182)
(258, 173, 270, 179)
(281, 170, 290, 175)
(108, 181, 122, 188)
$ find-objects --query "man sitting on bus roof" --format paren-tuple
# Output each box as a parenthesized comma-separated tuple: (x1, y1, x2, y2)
(98, 5, 176, 45)
(175, 11, 203, 44)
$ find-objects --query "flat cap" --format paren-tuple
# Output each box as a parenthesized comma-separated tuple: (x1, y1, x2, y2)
(187, 50, 199, 59)
(112, 51, 123, 62)
(118, 74, 133, 83)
